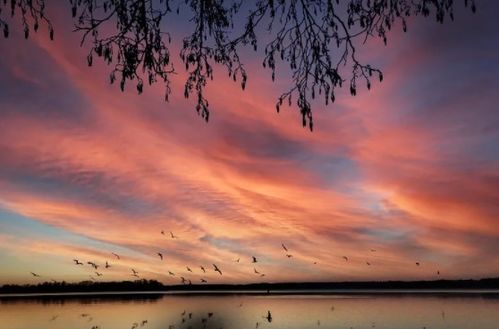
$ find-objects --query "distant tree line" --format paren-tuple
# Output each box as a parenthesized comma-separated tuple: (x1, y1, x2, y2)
(1, 277, 499, 295)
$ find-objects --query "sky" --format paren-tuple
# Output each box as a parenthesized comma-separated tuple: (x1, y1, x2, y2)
(0, 2, 498, 285)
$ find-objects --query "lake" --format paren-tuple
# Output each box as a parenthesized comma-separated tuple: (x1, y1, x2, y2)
(1, 292, 498, 329)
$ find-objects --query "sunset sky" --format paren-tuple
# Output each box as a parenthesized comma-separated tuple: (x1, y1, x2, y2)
(0, 2, 498, 285)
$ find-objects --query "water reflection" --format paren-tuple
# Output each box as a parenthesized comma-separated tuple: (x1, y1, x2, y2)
(1, 293, 498, 329)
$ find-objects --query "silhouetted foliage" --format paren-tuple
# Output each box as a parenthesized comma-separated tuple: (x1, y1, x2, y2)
(0, 0, 476, 130)
(2, 277, 499, 295)
(0, 279, 164, 294)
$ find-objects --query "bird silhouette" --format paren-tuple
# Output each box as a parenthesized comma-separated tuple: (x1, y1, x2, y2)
(186, 266, 192, 272)
(234, 258, 240, 263)
(200, 266, 206, 273)
(87, 261, 99, 269)
(252, 256, 258, 263)
(260, 273, 266, 277)
(254, 267, 260, 274)
(73, 259, 83, 265)
(342, 256, 349, 261)
(132, 273, 140, 279)
(201, 278, 207, 283)
(168, 271, 175, 276)
(416, 262, 420, 266)
(105, 261, 111, 269)
(49, 315, 59, 321)
(180, 277, 187, 284)
(157, 252, 163, 260)
(132, 268, 139, 275)
(95, 272, 103, 277)
(161, 230, 165, 235)
(282, 243, 288, 252)
(170, 231, 178, 239)
(286, 254, 293, 258)
(213, 264, 222, 275)
(30, 272, 41, 277)
(437, 270, 441, 275)
(366, 261, 371, 266)
(208, 312, 213, 318)
(264, 311, 272, 323)
(370, 249, 377, 252)
(141, 320, 148, 326)
(112, 252, 120, 259)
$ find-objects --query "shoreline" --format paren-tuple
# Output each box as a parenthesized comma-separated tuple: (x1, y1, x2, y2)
(2, 288, 499, 299)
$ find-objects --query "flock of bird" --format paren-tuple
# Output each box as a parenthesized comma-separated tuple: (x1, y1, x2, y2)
(44, 302, 445, 329)
(47, 305, 276, 329)
(29, 230, 441, 282)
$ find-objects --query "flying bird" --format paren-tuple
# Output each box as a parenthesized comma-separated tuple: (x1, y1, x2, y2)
(157, 252, 163, 260)
(161, 230, 165, 235)
(252, 256, 257, 263)
(416, 262, 420, 266)
(87, 261, 99, 269)
(254, 267, 260, 274)
(168, 271, 175, 276)
(105, 261, 111, 269)
(186, 266, 192, 272)
(213, 264, 222, 275)
(370, 249, 377, 252)
(95, 272, 103, 277)
(201, 278, 207, 283)
(234, 258, 240, 263)
(30, 272, 41, 277)
(282, 243, 288, 252)
(260, 273, 266, 277)
(180, 277, 187, 284)
(342, 256, 349, 261)
(73, 259, 83, 265)
(286, 254, 293, 258)
(132, 273, 140, 279)
(112, 252, 120, 259)
(170, 231, 178, 239)
(132, 268, 139, 275)
(366, 261, 371, 266)
(200, 266, 206, 273)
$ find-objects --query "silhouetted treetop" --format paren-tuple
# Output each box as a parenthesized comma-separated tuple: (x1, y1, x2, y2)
(0, 0, 476, 130)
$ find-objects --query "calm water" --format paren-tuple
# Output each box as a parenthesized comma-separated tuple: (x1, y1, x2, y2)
(1, 292, 498, 329)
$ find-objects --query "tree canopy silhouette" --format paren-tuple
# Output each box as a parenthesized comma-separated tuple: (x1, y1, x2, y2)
(0, 0, 476, 130)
